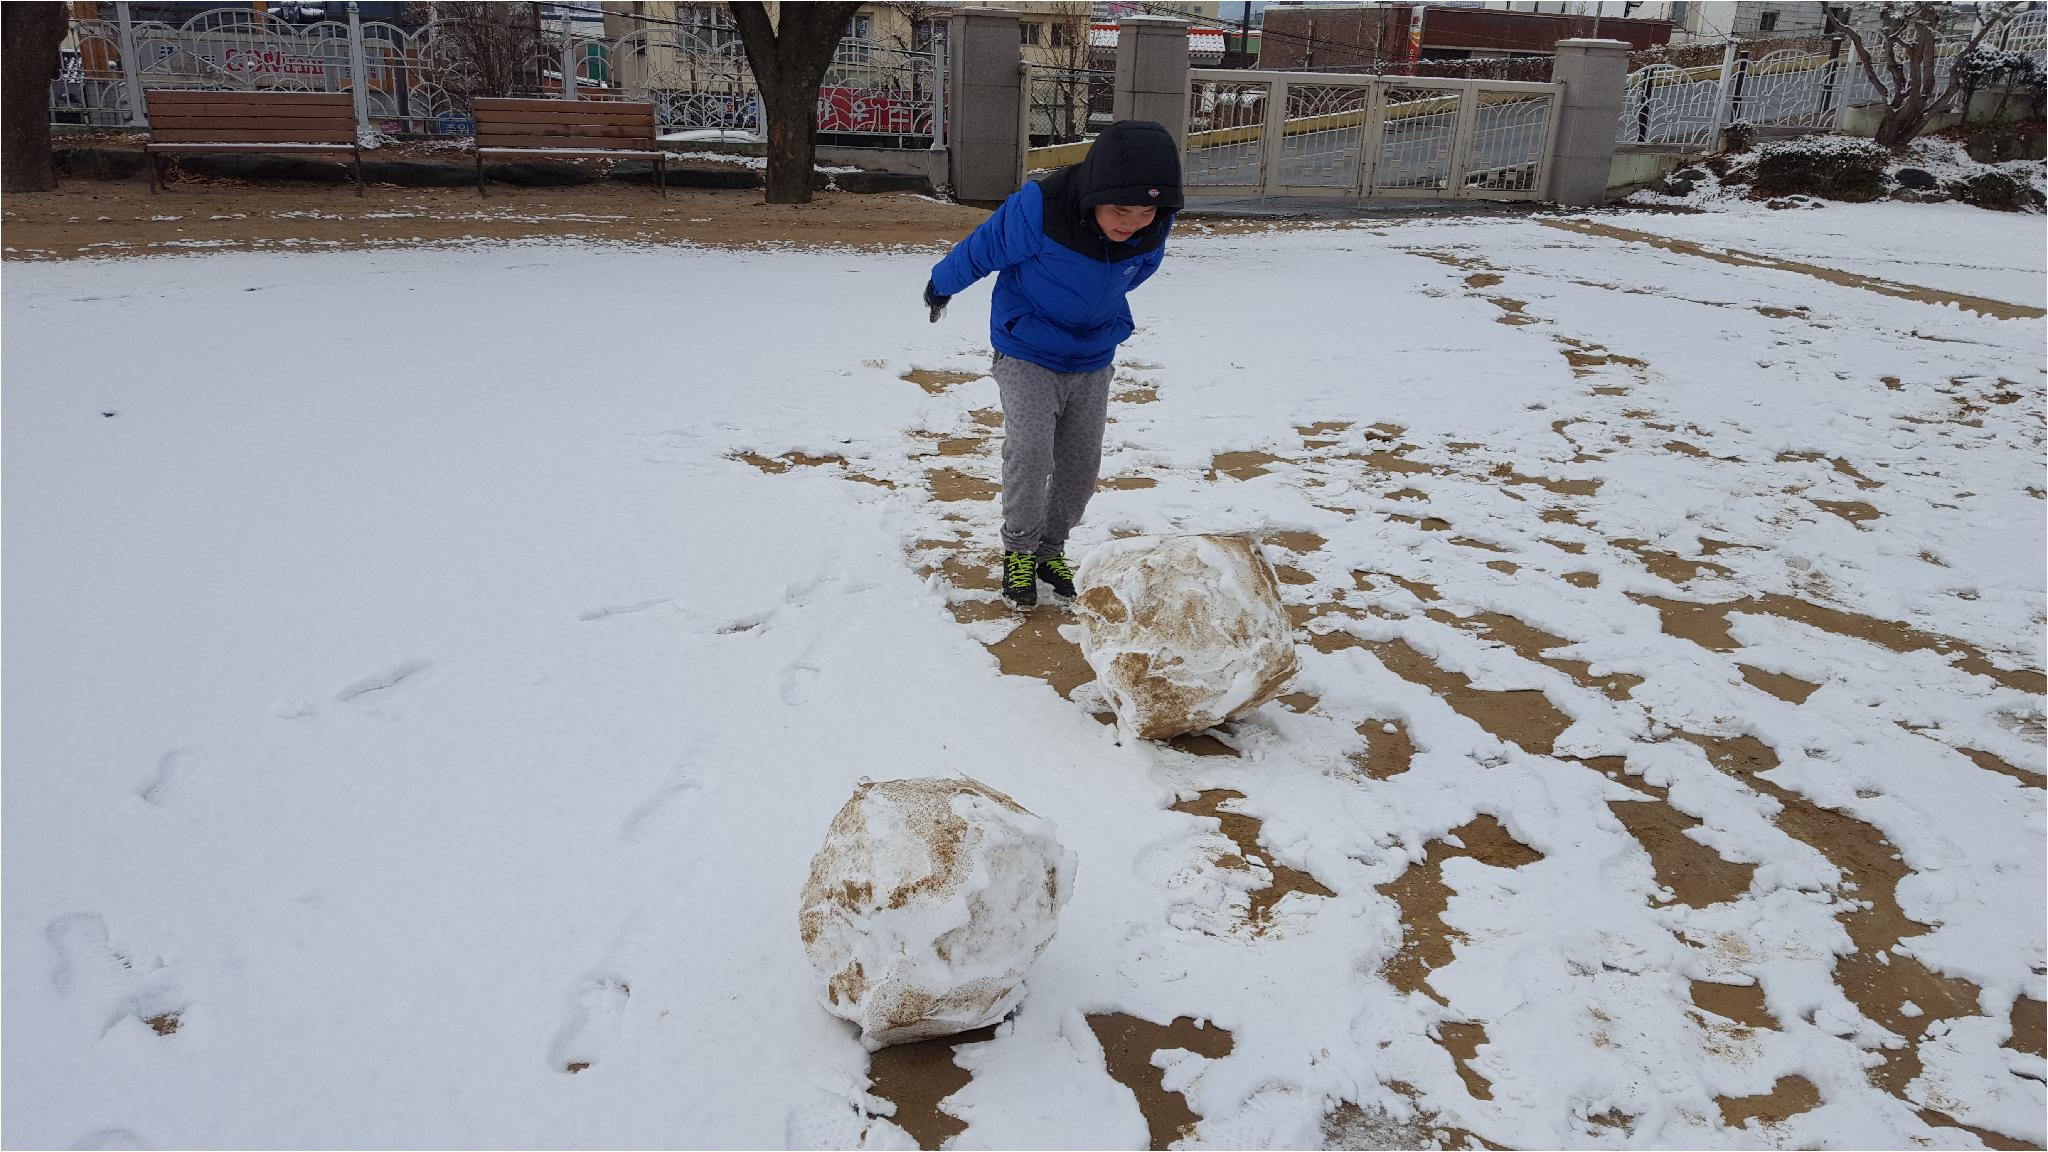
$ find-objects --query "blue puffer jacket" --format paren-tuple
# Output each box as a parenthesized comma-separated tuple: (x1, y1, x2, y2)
(929, 121, 1181, 373)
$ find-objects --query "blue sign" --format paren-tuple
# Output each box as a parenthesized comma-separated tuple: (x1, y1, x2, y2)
(437, 112, 473, 135)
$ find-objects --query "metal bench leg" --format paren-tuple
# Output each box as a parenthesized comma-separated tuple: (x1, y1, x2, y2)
(477, 153, 486, 197)
(353, 147, 364, 198)
(658, 154, 667, 199)
(148, 153, 162, 194)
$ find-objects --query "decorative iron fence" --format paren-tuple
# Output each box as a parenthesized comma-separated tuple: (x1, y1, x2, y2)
(1027, 66, 1113, 145)
(52, 4, 944, 147)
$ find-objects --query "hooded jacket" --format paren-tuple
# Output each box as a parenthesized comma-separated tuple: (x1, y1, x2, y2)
(929, 120, 1183, 373)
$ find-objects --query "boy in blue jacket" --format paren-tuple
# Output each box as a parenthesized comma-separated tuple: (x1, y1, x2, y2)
(923, 119, 1183, 609)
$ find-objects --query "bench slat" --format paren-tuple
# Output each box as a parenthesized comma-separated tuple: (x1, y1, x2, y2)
(150, 114, 354, 132)
(474, 97, 655, 115)
(150, 104, 356, 121)
(474, 104, 654, 122)
(147, 127, 358, 144)
(474, 134, 658, 151)
(477, 122, 650, 140)
(147, 89, 352, 107)
(146, 142, 356, 154)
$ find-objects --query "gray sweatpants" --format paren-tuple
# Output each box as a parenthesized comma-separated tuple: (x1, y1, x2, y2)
(993, 352, 1113, 557)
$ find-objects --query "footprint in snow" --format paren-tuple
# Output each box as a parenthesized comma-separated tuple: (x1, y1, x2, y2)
(780, 663, 821, 707)
(46, 913, 187, 1039)
(783, 1089, 872, 1150)
(335, 660, 434, 703)
(70, 1130, 150, 1151)
(619, 767, 702, 845)
(138, 748, 208, 806)
(578, 598, 672, 623)
(548, 975, 631, 1074)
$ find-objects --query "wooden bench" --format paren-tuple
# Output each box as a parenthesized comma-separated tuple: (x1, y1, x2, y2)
(472, 98, 666, 197)
(145, 89, 361, 195)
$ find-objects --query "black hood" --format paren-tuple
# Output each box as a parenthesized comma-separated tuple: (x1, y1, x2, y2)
(1072, 120, 1184, 211)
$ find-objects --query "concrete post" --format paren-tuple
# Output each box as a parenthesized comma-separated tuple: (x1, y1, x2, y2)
(1547, 38, 1630, 206)
(115, 1, 147, 128)
(1113, 16, 1190, 147)
(946, 9, 1026, 203)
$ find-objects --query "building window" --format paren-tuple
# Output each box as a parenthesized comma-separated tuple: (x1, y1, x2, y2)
(682, 4, 739, 51)
(1758, 11, 1779, 32)
(1021, 21, 1043, 46)
(913, 18, 941, 51)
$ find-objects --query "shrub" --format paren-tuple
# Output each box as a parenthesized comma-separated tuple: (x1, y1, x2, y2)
(1722, 121, 1759, 153)
(1947, 169, 2032, 211)
(1750, 136, 1891, 202)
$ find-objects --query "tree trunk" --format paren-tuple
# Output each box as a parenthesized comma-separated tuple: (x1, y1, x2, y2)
(3, 2, 71, 195)
(728, 1, 862, 205)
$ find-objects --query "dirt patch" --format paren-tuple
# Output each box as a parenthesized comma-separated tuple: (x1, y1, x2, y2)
(1677, 731, 1995, 1129)
(1956, 746, 2043, 788)
(1738, 664, 1819, 704)
(1274, 564, 1317, 586)
(1633, 594, 2045, 695)
(1564, 571, 1599, 588)
(1211, 451, 1286, 481)
(1298, 421, 1352, 436)
(2011, 997, 2047, 1060)
(1363, 638, 1575, 755)
(902, 369, 984, 396)
(1264, 531, 1327, 554)
(1454, 537, 1512, 554)
(1715, 1075, 1821, 1129)
(938, 554, 1002, 593)
(1086, 1013, 1234, 1150)
(1352, 719, 1416, 780)
(1811, 498, 1881, 525)
(1389, 514, 1453, 532)
(2, 179, 987, 261)
(1489, 298, 1539, 326)
(1607, 794, 1756, 906)
(1691, 980, 1778, 1030)
(144, 1011, 182, 1036)
(1428, 609, 1644, 701)
(984, 614, 1094, 699)
(1494, 465, 1600, 497)
(969, 408, 1004, 429)
(1168, 732, 1241, 758)
(927, 468, 1000, 503)
(1463, 272, 1503, 289)
(1610, 538, 1732, 584)
(1436, 1021, 1496, 1100)
(1663, 440, 1711, 458)
(865, 1024, 1000, 1149)
(1277, 692, 1320, 713)
(1117, 385, 1159, 405)
(1388, 487, 1429, 502)
(1174, 788, 1335, 928)
(1099, 475, 1158, 491)
(1321, 1095, 1497, 1151)
(1540, 219, 2047, 322)
(1377, 815, 1542, 1003)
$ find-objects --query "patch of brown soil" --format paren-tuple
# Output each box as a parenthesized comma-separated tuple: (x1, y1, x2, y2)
(1335, 449, 1437, 477)
(1663, 440, 1711, 458)
(1428, 609, 1644, 701)
(1099, 475, 1158, 491)
(144, 1011, 182, 1036)
(938, 553, 1001, 593)
(1352, 719, 1416, 780)
(984, 615, 1093, 699)
(1169, 732, 1241, 758)
(1264, 531, 1327, 554)
(1277, 692, 1319, 713)
(1592, 385, 1629, 396)
(1377, 815, 1542, 1002)
(735, 450, 846, 474)
(1739, 664, 1818, 704)
(1539, 507, 1584, 527)
(1117, 385, 1159, 405)
(1607, 795, 1756, 906)
(1486, 560, 1519, 575)
(1455, 537, 1512, 554)
(902, 369, 984, 395)
(928, 468, 999, 502)
(1489, 298, 1538, 326)
(1211, 451, 1286, 481)
(1676, 732, 1994, 1129)
(1564, 572, 1599, 588)
(1436, 1021, 1496, 1100)
(1357, 571, 1440, 602)
(1274, 564, 1317, 586)
(969, 408, 1003, 429)
(947, 600, 1014, 624)
(1493, 464, 1600, 497)
(1320, 1095, 1497, 1151)
(1610, 538, 1732, 584)
(1540, 219, 2047, 322)
(1715, 1075, 1821, 1129)
(865, 1024, 1000, 1149)
(1174, 789, 1335, 927)
(1691, 981, 1778, 1030)
(1553, 336, 1649, 377)
(1389, 514, 1453, 532)
(1299, 421, 1352, 436)
(1, 179, 990, 261)
(1364, 638, 1574, 755)
(932, 437, 983, 457)
(1388, 487, 1429, 501)
(1811, 499, 1881, 525)
(1632, 594, 2045, 695)
(2010, 997, 2046, 1060)
(1464, 272, 1503, 288)
(1956, 746, 2043, 788)
(1086, 1014, 1235, 1150)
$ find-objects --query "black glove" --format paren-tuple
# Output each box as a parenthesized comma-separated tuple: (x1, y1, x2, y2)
(923, 280, 950, 323)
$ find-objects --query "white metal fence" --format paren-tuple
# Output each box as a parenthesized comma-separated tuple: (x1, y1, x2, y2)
(53, 3, 944, 147)
(1186, 69, 1560, 199)
(1617, 18, 2045, 151)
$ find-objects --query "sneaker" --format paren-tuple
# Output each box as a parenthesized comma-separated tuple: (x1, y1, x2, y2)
(1001, 550, 1038, 608)
(1036, 552, 1076, 599)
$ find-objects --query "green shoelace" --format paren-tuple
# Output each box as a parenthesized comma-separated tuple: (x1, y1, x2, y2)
(1040, 554, 1074, 582)
(1004, 551, 1037, 588)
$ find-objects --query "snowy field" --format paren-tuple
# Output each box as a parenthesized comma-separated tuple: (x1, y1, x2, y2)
(4, 206, 2044, 1150)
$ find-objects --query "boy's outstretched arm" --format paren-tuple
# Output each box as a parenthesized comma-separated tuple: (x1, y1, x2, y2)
(923, 186, 1043, 321)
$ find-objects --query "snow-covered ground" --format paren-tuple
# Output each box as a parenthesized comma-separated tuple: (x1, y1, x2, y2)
(4, 206, 2043, 1149)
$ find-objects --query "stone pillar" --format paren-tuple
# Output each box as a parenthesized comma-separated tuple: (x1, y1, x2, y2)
(1547, 38, 1631, 206)
(1113, 16, 1190, 147)
(946, 9, 1027, 204)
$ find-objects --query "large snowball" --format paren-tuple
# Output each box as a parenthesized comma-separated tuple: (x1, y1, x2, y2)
(1068, 533, 1300, 740)
(798, 777, 1075, 1050)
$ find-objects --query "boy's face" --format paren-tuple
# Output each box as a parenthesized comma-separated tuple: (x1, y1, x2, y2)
(1093, 203, 1157, 243)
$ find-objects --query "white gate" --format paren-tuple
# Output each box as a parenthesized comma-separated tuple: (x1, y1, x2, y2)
(1185, 68, 1562, 200)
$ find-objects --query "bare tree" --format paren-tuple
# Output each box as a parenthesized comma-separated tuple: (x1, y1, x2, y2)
(727, 1, 861, 205)
(3, 2, 71, 194)
(1838, 1, 2020, 149)
(416, 1, 547, 105)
